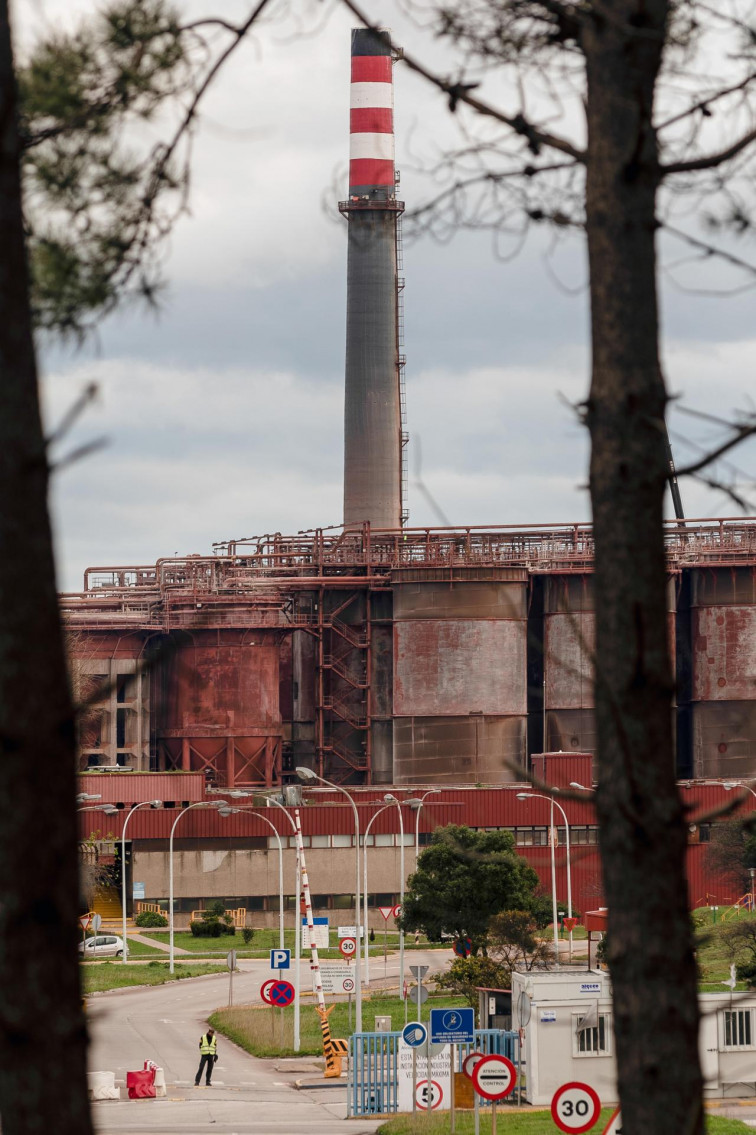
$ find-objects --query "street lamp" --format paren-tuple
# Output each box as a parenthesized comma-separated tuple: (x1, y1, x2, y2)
(217, 806, 286, 951)
(363, 803, 391, 986)
(383, 793, 408, 1022)
(569, 782, 593, 793)
(296, 767, 363, 1034)
(517, 792, 573, 964)
(77, 803, 118, 815)
(406, 789, 441, 860)
(76, 792, 102, 803)
(120, 800, 162, 963)
(262, 795, 302, 1053)
(723, 782, 756, 801)
(168, 801, 225, 973)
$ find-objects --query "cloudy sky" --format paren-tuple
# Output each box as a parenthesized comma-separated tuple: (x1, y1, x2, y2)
(17, 0, 756, 592)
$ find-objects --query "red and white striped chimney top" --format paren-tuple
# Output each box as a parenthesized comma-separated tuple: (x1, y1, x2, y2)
(349, 27, 395, 197)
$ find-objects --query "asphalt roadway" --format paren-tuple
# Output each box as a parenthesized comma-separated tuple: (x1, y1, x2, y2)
(87, 949, 446, 1135)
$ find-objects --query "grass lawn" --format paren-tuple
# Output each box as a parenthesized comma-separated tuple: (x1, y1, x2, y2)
(694, 910, 756, 991)
(377, 1112, 751, 1134)
(145, 927, 437, 960)
(210, 993, 467, 1058)
(82, 961, 225, 993)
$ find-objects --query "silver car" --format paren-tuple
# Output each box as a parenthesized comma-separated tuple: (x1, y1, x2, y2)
(78, 934, 124, 958)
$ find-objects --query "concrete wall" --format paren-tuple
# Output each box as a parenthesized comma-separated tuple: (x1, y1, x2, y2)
(133, 842, 412, 930)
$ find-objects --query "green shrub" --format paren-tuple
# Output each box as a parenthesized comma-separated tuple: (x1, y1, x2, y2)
(135, 910, 168, 928)
(736, 961, 756, 988)
(241, 927, 254, 945)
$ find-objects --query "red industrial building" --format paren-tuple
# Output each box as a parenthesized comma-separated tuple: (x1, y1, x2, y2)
(66, 31, 756, 924)
(75, 755, 751, 926)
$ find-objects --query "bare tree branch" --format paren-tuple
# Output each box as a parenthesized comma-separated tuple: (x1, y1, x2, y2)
(339, 0, 586, 162)
(663, 127, 756, 175)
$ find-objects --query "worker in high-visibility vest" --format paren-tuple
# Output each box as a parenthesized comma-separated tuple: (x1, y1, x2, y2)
(194, 1027, 218, 1087)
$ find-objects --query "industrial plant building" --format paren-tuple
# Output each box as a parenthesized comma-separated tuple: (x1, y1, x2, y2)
(68, 30, 756, 923)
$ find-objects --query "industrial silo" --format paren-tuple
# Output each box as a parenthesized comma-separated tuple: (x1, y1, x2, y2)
(689, 566, 756, 778)
(391, 568, 528, 783)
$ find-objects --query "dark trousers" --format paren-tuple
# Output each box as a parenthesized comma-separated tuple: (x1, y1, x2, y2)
(195, 1053, 215, 1084)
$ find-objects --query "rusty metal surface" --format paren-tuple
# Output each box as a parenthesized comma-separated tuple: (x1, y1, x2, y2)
(545, 613, 595, 709)
(692, 606, 756, 701)
(692, 701, 756, 778)
(394, 620, 526, 716)
(392, 715, 525, 784)
(393, 578, 527, 619)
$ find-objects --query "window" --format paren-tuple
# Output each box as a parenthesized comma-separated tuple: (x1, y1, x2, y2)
(375, 833, 394, 847)
(572, 1013, 611, 1056)
(723, 1009, 753, 1049)
(332, 834, 352, 848)
(311, 835, 330, 848)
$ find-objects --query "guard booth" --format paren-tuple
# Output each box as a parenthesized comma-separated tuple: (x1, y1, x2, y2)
(477, 987, 512, 1030)
(347, 1028, 519, 1117)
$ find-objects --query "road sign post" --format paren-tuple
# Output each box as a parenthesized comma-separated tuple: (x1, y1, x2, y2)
(551, 1082, 602, 1133)
(403, 1022, 427, 1115)
(410, 964, 429, 1021)
(227, 949, 237, 1007)
(339, 936, 357, 959)
(471, 1054, 517, 1135)
(463, 1052, 485, 1135)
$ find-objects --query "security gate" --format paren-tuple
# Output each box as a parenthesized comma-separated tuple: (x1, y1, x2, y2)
(348, 1029, 520, 1116)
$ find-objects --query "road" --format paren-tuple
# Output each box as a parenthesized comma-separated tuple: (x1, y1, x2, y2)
(88, 949, 447, 1134)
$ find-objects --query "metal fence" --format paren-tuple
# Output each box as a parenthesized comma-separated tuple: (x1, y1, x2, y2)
(347, 1028, 520, 1117)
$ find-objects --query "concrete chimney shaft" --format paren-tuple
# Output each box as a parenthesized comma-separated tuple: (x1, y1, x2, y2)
(342, 28, 403, 531)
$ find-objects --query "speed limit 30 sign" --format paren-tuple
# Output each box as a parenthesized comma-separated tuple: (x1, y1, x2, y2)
(339, 936, 357, 958)
(551, 1082, 602, 1133)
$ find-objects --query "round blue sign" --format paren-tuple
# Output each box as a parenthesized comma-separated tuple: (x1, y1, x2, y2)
(402, 1021, 428, 1047)
(442, 1010, 462, 1031)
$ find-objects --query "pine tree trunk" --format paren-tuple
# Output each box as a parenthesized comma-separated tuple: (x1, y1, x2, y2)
(0, 6, 93, 1130)
(583, 3, 703, 1132)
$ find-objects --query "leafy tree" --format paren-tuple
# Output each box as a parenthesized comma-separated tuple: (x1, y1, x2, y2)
(434, 956, 511, 1012)
(706, 822, 756, 895)
(18, 0, 273, 337)
(400, 825, 539, 952)
(488, 910, 554, 973)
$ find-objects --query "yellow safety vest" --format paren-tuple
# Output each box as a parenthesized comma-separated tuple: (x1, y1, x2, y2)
(200, 1034, 217, 1056)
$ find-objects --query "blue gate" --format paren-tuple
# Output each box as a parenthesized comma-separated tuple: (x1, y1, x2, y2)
(347, 1029, 520, 1116)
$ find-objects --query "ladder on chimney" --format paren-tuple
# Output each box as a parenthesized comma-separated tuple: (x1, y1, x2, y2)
(396, 213, 409, 527)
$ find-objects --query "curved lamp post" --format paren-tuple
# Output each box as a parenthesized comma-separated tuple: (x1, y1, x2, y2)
(121, 799, 162, 963)
(168, 801, 224, 973)
(216, 806, 285, 950)
(363, 803, 391, 986)
(296, 767, 363, 1034)
(517, 792, 573, 964)
(383, 793, 408, 1022)
(406, 789, 441, 861)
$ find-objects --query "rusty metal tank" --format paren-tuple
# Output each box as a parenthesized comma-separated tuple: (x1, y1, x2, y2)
(154, 629, 282, 787)
(391, 568, 528, 784)
(690, 566, 756, 778)
(543, 575, 596, 756)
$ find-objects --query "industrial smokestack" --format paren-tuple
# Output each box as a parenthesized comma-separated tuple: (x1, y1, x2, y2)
(341, 28, 404, 531)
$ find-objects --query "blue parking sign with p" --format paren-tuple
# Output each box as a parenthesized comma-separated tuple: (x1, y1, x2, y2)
(270, 948, 291, 970)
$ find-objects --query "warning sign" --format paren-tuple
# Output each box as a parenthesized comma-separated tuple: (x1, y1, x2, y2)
(396, 1040, 451, 1112)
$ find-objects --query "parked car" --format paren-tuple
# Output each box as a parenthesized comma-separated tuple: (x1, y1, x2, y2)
(78, 934, 124, 958)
